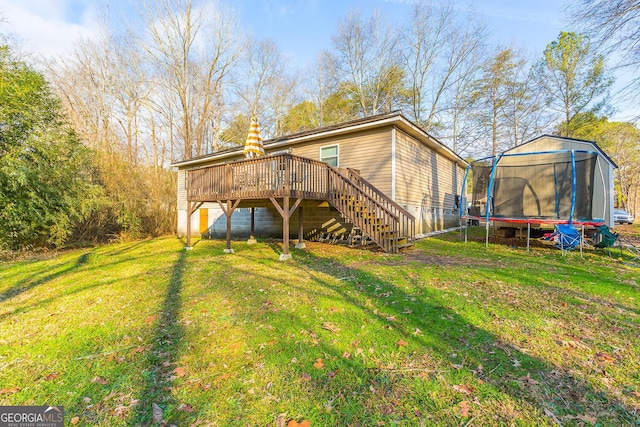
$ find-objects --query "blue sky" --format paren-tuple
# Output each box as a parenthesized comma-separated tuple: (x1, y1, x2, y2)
(1, 0, 571, 62)
(3, 0, 635, 119)
(233, 0, 571, 66)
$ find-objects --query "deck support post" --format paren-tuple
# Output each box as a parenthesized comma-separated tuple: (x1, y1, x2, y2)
(217, 199, 241, 254)
(295, 205, 306, 249)
(270, 197, 303, 260)
(186, 202, 192, 249)
(185, 201, 204, 250)
(247, 207, 257, 244)
(282, 196, 290, 259)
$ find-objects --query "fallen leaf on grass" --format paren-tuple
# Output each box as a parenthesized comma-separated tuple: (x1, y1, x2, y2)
(70, 416, 79, 425)
(173, 366, 187, 377)
(113, 404, 132, 418)
(457, 400, 471, 417)
(276, 414, 287, 427)
(543, 408, 562, 425)
(519, 373, 539, 386)
(321, 322, 339, 333)
(412, 328, 422, 336)
(91, 376, 108, 385)
(177, 403, 195, 412)
(45, 373, 59, 381)
(512, 359, 521, 368)
(596, 352, 615, 363)
(396, 339, 409, 347)
(152, 403, 163, 423)
(313, 358, 324, 369)
(144, 315, 157, 324)
(129, 346, 146, 356)
(452, 384, 476, 395)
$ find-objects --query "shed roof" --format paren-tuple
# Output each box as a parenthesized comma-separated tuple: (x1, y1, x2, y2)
(170, 111, 467, 169)
(505, 134, 618, 169)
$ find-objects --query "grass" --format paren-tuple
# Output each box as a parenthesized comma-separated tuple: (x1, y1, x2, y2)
(0, 227, 639, 426)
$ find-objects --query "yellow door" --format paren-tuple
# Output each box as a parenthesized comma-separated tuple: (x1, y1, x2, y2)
(199, 208, 208, 234)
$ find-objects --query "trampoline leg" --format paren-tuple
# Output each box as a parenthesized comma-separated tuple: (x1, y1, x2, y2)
(527, 223, 530, 252)
(485, 222, 489, 248)
(465, 221, 468, 243)
(580, 225, 584, 258)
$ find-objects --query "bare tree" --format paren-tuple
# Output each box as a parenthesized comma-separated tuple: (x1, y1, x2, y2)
(571, 0, 640, 107)
(143, 0, 242, 159)
(498, 49, 551, 149)
(333, 10, 405, 116)
(401, 3, 487, 132)
(305, 50, 340, 127)
(231, 38, 299, 138)
(234, 38, 284, 116)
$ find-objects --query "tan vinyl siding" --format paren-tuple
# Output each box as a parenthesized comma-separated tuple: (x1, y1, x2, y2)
(395, 129, 462, 208)
(394, 129, 464, 233)
(290, 127, 393, 194)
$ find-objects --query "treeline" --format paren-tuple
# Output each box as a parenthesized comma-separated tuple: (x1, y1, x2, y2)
(46, 0, 617, 162)
(1, 0, 638, 251)
(0, 44, 175, 252)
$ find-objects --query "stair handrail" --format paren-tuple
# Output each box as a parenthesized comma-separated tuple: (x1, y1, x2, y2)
(326, 167, 399, 219)
(346, 168, 415, 221)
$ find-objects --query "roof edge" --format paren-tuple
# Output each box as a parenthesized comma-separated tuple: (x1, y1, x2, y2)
(170, 111, 467, 168)
(506, 134, 618, 169)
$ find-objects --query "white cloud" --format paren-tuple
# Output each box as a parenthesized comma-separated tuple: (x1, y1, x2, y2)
(1, 0, 101, 58)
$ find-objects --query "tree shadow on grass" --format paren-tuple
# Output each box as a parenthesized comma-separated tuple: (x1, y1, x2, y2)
(262, 247, 640, 425)
(0, 250, 92, 303)
(152, 241, 638, 425)
(132, 249, 187, 426)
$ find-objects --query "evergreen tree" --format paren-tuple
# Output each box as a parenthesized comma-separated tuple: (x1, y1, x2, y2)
(0, 45, 98, 250)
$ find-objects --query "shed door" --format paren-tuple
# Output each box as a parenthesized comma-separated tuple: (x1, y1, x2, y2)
(199, 208, 208, 234)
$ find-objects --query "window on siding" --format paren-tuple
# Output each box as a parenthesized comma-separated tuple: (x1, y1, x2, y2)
(320, 145, 339, 166)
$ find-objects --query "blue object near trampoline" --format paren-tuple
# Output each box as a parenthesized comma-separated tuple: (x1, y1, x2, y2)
(551, 224, 581, 251)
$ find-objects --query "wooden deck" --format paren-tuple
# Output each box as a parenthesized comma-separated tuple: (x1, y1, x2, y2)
(186, 153, 415, 255)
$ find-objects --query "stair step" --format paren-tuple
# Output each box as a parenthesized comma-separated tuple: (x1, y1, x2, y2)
(397, 242, 415, 249)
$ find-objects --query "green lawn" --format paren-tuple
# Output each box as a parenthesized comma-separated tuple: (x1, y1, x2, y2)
(0, 229, 639, 426)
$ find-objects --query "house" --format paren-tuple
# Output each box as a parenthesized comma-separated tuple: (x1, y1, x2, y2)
(171, 112, 468, 256)
(501, 134, 617, 227)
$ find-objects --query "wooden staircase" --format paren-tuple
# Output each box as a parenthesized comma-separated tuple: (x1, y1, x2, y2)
(326, 167, 415, 253)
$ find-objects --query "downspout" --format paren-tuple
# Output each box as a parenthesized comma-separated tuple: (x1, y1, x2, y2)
(391, 127, 396, 201)
(459, 165, 470, 219)
(569, 150, 576, 224)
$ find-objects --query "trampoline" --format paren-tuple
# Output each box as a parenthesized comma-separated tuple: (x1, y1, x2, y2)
(460, 149, 606, 249)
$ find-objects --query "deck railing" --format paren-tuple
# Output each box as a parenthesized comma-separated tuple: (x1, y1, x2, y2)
(187, 153, 415, 253)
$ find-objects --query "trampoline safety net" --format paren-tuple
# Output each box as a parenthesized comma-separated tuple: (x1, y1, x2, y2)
(467, 151, 598, 222)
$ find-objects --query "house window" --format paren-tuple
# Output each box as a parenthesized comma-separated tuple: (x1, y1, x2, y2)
(320, 145, 339, 167)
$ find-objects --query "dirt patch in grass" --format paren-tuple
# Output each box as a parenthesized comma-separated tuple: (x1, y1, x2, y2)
(347, 249, 505, 268)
